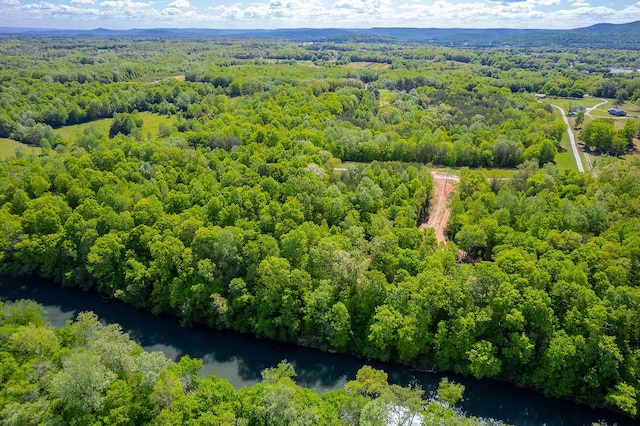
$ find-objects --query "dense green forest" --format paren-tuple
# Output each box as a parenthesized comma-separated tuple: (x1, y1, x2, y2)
(1, 36, 640, 420)
(0, 299, 480, 425)
(2, 37, 640, 164)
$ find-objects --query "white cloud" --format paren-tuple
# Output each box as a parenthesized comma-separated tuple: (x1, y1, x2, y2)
(529, 0, 560, 6)
(390, 0, 640, 28)
(161, 6, 180, 15)
(98, 0, 151, 10)
(2, 0, 640, 29)
(96, 0, 157, 20)
(162, 0, 192, 16)
(167, 0, 189, 8)
(207, 0, 327, 23)
(331, 0, 394, 21)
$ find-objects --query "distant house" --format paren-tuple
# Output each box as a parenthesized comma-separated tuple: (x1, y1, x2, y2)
(568, 106, 585, 116)
(608, 108, 626, 117)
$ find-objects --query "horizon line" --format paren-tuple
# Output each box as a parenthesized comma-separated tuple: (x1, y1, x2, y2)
(1, 21, 637, 33)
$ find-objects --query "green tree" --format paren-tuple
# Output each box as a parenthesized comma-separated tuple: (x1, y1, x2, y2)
(109, 113, 142, 138)
(87, 232, 125, 293)
(0, 299, 48, 327)
(581, 119, 616, 154)
(605, 382, 637, 416)
(575, 110, 585, 128)
(328, 302, 352, 350)
(359, 398, 389, 426)
(616, 89, 629, 105)
(456, 224, 488, 258)
(0, 114, 14, 137)
(254, 256, 301, 340)
(8, 324, 60, 357)
(49, 351, 117, 415)
(468, 340, 502, 379)
(367, 304, 401, 361)
(346, 366, 390, 399)
(437, 377, 465, 406)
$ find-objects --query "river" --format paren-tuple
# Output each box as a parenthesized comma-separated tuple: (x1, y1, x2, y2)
(0, 275, 634, 426)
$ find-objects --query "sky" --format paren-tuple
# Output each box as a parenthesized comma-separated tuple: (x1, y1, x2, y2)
(1, 0, 639, 30)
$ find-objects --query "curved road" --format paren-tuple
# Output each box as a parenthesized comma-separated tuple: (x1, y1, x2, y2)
(550, 104, 584, 173)
(585, 98, 609, 118)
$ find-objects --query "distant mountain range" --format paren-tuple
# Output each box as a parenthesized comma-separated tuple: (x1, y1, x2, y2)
(1, 21, 639, 49)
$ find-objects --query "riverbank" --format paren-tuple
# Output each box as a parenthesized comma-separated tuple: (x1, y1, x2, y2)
(0, 274, 634, 426)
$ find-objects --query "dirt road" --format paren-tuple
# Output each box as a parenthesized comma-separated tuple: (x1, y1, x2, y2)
(419, 172, 458, 243)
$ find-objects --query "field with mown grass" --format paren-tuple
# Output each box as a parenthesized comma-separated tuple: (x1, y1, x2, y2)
(54, 112, 177, 140)
(547, 105, 580, 172)
(0, 138, 41, 160)
(543, 96, 605, 111)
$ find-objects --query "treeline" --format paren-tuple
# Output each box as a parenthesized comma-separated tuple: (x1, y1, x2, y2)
(1, 67, 562, 168)
(0, 78, 192, 138)
(2, 37, 638, 168)
(581, 119, 637, 156)
(0, 299, 483, 425)
(137, 69, 565, 168)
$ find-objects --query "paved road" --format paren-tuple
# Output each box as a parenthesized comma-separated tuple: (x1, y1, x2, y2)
(550, 104, 584, 173)
(585, 99, 609, 118)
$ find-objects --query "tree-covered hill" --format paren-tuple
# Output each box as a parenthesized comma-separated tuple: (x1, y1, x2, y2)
(3, 20, 640, 48)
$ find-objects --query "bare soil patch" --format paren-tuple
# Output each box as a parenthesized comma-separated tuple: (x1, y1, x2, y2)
(151, 75, 185, 84)
(419, 173, 457, 243)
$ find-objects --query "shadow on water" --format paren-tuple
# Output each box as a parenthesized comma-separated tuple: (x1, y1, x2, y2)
(0, 275, 635, 426)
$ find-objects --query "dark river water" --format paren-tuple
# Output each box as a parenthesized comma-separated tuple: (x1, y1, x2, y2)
(0, 275, 634, 426)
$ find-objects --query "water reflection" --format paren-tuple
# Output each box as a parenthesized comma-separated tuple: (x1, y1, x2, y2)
(0, 275, 634, 426)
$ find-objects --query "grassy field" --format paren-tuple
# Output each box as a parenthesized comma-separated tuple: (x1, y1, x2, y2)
(378, 89, 394, 107)
(544, 97, 640, 173)
(621, 100, 640, 117)
(545, 97, 640, 119)
(589, 109, 614, 118)
(555, 150, 578, 171)
(547, 106, 579, 172)
(0, 138, 41, 160)
(428, 166, 519, 179)
(543, 96, 605, 111)
(344, 62, 390, 70)
(54, 112, 176, 140)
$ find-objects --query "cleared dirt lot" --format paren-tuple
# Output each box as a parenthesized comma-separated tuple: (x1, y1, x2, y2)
(420, 172, 458, 243)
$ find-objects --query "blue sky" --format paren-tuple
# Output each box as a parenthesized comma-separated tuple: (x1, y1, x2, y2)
(1, 0, 639, 30)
